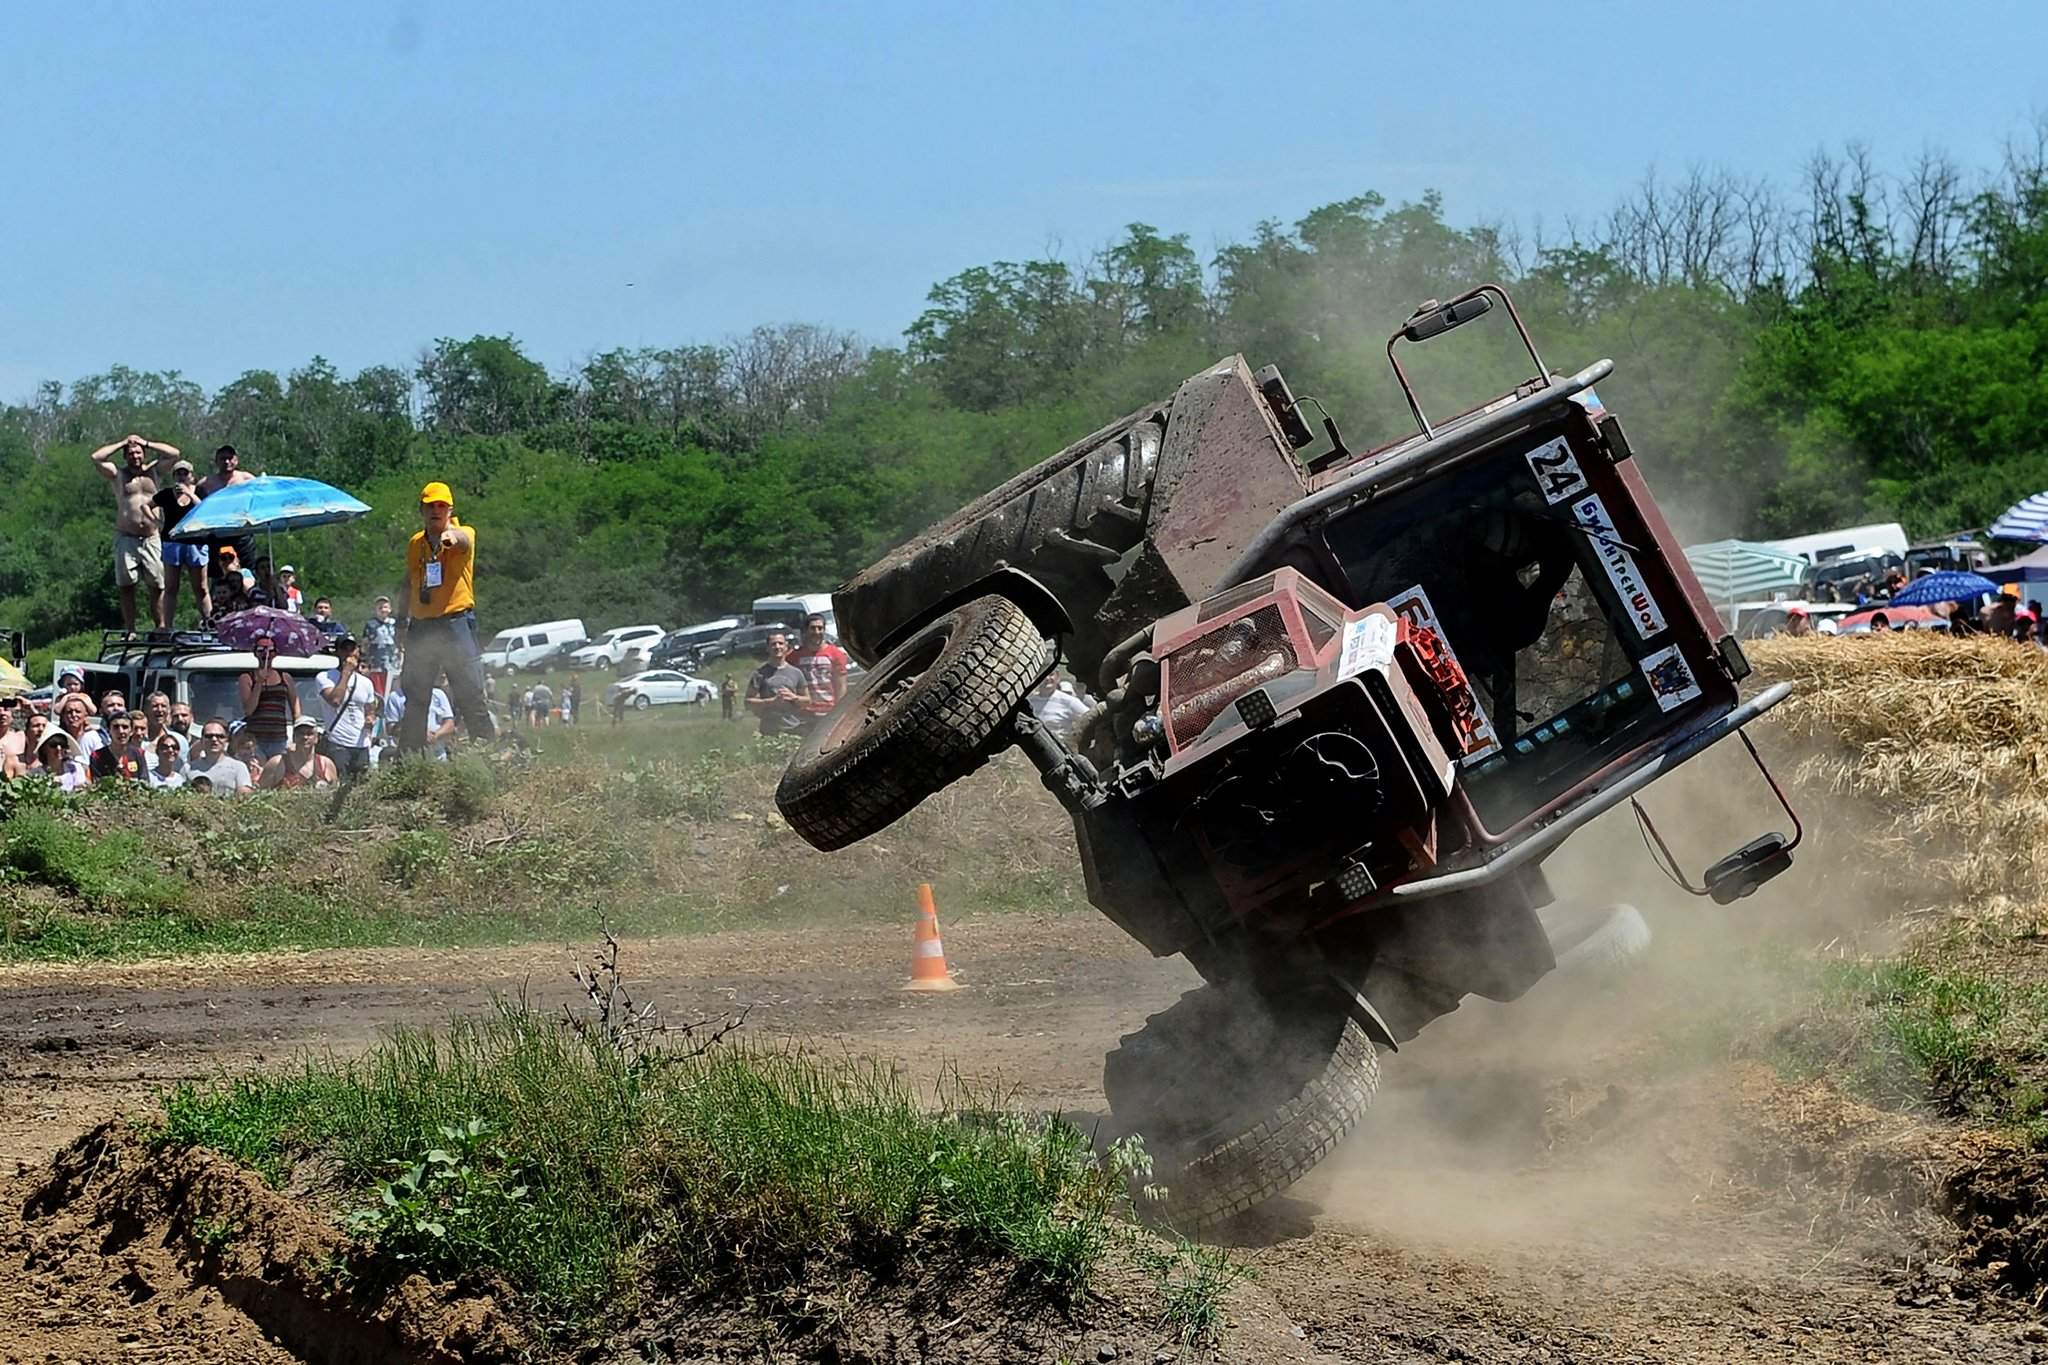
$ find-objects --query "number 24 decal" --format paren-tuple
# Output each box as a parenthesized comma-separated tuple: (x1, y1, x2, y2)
(1524, 438, 1588, 506)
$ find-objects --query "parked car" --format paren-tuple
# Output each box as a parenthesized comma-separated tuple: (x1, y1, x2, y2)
(569, 624, 669, 672)
(752, 592, 836, 636)
(480, 618, 588, 674)
(522, 639, 588, 672)
(1719, 600, 1857, 639)
(604, 669, 718, 709)
(650, 617, 744, 670)
(694, 622, 791, 665)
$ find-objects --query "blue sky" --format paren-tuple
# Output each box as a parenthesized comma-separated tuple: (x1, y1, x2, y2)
(2, 1, 2040, 397)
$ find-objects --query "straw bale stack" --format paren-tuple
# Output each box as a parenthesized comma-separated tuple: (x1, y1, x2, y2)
(1746, 633, 2048, 906)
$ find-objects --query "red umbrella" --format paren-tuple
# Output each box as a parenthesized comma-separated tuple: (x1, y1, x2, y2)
(1838, 605, 1939, 633)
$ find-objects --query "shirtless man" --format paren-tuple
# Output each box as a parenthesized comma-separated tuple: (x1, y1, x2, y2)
(89, 433, 178, 630)
(197, 443, 257, 570)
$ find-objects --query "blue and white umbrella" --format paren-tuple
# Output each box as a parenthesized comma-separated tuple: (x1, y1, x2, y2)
(1990, 493, 2048, 543)
(1682, 539, 1811, 604)
(167, 475, 370, 541)
(1890, 570, 2001, 607)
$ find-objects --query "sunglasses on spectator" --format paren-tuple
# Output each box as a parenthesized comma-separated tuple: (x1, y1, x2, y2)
(201, 730, 228, 742)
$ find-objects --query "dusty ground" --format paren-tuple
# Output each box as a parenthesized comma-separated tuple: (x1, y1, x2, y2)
(3, 909, 2042, 1364)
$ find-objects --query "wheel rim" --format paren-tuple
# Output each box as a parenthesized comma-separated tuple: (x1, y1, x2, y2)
(813, 624, 950, 758)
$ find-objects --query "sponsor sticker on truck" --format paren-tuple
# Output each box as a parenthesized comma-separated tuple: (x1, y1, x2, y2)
(1523, 436, 1589, 506)
(1639, 643, 1704, 712)
(1568, 494, 1668, 640)
(1385, 584, 1503, 764)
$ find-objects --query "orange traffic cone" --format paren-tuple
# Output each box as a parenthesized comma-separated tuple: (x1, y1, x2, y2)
(903, 883, 962, 992)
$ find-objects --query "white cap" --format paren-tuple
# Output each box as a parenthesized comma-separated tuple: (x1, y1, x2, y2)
(279, 564, 295, 573)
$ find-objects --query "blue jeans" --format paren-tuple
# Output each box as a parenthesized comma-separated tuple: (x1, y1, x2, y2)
(396, 611, 496, 753)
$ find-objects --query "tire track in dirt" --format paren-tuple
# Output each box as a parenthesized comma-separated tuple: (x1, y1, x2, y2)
(0, 912, 1189, 1169)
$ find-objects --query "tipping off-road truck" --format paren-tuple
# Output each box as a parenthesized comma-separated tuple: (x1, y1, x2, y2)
(777, 285, 1800, 1226)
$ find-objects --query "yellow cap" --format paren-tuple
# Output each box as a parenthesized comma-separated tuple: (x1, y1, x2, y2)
(420, 481, 454, 506)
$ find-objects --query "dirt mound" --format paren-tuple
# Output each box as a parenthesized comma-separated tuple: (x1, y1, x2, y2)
(6, 1122, 1322, 1364)
(8, 1124, 528, 1365)
(598, 1252, 1316, 1364)
(1944, 1150, 2048, 1298)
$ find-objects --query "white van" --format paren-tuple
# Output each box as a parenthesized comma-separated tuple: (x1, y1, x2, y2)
(480, 619, 588, 674)
(752, 592, 836, 636)
(1760, 522, 1909, 566)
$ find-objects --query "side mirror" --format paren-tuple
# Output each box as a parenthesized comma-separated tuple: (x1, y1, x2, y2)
(1703, 832, 1794, 904)
(1402, 293, 1494, 343)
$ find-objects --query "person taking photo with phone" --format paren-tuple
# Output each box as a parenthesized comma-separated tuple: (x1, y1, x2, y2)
(238, 633, 299, 759)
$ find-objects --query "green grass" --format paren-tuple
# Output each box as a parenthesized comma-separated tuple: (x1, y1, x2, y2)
(157, 1001, 1128, 1334)
(0, 711, 1085, 965)
(1768, 935, 2048, 1147)
(1, 805, 187, 914)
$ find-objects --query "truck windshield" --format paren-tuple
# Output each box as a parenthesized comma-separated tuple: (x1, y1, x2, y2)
(1320, 436, 1675, 829)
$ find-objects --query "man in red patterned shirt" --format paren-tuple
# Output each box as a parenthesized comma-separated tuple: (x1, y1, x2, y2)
(786, 614, 849, 730)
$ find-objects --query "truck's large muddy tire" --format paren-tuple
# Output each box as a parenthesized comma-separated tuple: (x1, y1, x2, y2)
(833, 412, 1164, 678)
(777, 594, 1053, 851)
(1101, 982, 1379, 1229)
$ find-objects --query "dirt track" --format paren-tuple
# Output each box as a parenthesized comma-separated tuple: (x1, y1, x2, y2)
(4, 911, 2043, 1363)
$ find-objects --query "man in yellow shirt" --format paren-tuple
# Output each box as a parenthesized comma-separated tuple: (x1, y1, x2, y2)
(393, 481, 496, 753)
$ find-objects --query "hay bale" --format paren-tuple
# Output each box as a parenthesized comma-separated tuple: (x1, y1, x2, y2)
(1745, 634, 2048, 905)
(1749, 634, 2048, 751)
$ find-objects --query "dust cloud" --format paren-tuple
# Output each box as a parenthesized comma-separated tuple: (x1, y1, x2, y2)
(1303, 733, 1914, 1267)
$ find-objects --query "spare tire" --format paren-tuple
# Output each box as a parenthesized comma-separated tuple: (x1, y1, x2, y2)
(833, 412, 1165, 681)
(777, 594, 1053, 851)
(1102, 981, 1379, 1228)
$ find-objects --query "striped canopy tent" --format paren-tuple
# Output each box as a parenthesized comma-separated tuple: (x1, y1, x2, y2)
(1682, 539, 1811, 604)
(1990, 492, 2048, 543)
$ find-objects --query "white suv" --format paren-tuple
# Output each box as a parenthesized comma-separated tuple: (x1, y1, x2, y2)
(568, 624, 668, 671)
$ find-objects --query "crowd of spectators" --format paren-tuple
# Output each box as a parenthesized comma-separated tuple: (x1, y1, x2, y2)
(0, 650, 459, 798)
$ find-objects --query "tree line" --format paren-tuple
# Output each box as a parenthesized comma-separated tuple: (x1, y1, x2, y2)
(5, 121, 2045, 659)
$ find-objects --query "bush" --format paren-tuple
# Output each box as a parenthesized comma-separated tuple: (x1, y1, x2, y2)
(158, 1002, 1126, 1330)
(443, 755, 498, 821)
(0, 810, 186, 914)
(383, 829, 452, 887)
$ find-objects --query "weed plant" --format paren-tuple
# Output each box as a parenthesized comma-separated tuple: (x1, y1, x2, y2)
(158, 1001, 1125, 1333)
(1137, 1236, 1251, 1348)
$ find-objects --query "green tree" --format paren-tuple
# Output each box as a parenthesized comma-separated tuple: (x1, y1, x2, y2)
(417, 336, 555, 436)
